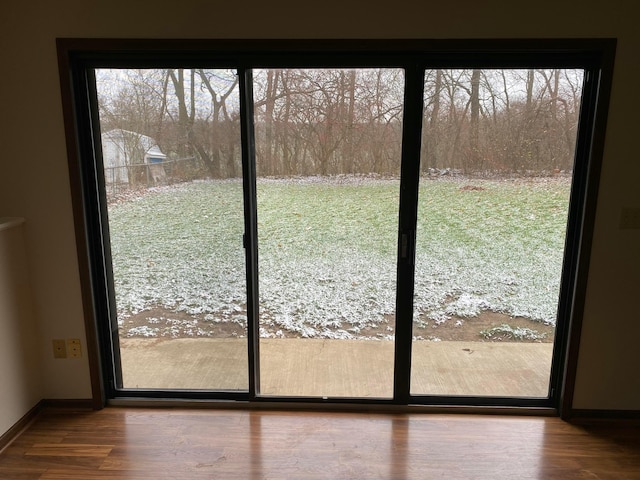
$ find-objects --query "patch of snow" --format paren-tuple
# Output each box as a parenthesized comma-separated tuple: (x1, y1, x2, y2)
(127, 326, 159, 337)
(109, 177, 568, 338)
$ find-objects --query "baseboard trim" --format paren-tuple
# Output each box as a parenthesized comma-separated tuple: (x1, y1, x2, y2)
(41, 398, 96, 410)
(566, 409, 640, 421)
(0, 400, 43, 454)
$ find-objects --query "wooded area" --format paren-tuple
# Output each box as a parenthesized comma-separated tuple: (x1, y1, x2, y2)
(96, 68, 583, 180)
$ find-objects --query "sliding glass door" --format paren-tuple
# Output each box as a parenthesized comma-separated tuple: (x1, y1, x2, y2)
(94, 68, 249, 391)
(254, 68, 403, 398)
(61, 39, 612, 407)
(411, 69, 584, 398)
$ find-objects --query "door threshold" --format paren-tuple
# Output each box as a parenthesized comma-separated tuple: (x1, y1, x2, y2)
(107, 397, 557, 416)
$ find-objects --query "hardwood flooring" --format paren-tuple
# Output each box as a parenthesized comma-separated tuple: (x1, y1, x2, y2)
(1, 407, 639, 479)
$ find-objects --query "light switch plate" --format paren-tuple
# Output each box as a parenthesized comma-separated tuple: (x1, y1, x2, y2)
(67, 338, 82, 358)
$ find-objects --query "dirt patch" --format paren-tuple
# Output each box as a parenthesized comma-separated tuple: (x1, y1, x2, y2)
(120, 307, 246, 339)
(411, 311, 554, 343)
(120, 307, 554, 343)
(459, 185, 486, 191)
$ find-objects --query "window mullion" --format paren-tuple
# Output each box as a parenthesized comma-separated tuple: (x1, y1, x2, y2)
(239, 67, 261, 398)
(393, 63, 425, 403)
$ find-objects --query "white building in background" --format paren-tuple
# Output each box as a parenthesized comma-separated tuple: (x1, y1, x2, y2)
(101, 129, 167, 187)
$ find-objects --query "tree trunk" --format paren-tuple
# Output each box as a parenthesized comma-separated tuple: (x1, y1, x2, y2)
(428, 69, 442, 170)
(168, 69, 194, 160)
(469, 69, 481, 172)
(343, 70, 357, 174)
(264, 70, 278, 175)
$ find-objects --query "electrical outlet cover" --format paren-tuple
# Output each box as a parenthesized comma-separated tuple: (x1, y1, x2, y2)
(53, 339, 67, 359)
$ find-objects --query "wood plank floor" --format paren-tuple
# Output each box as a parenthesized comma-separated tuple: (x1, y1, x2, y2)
(1, 407, 639, 479)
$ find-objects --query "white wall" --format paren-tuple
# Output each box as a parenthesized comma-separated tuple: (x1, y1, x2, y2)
(0, 0, 638, 409)
(0, 220, 42, 436)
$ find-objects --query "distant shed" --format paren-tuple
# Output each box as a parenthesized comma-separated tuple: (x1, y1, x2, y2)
(101, 129, 167, 187)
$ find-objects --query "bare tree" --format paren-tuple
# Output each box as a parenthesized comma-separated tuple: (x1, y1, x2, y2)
(97, 66, 585, 182)
(422, 69, 443, 172)
(197, 69, 240, 177)
(468, 69, 481, 172)
(166, 68, 239, 178)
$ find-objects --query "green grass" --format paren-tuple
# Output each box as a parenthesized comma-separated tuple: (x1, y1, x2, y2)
(108, 176, 571, 337)
(413, 178, 569, 323)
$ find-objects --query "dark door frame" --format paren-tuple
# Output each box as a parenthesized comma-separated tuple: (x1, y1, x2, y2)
(56, 38, 616, 417)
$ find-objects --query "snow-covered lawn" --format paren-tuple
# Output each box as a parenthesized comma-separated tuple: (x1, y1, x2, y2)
(108, 176, 570, 338)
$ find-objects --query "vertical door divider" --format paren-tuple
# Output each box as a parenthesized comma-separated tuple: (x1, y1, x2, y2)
(239, 67, 261, 398)
(393, 64, 425, 403)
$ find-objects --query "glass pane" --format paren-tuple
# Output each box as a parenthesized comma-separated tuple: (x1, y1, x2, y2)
(254, 68, 404, 397)
(411, 69, 584, 397)
(95, 68, 248, 390)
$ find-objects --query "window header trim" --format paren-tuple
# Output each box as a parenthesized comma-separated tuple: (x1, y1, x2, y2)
(57, 38, 616, 70)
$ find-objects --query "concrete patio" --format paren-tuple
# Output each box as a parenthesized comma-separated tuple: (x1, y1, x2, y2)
(119, 338, 553, 398)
